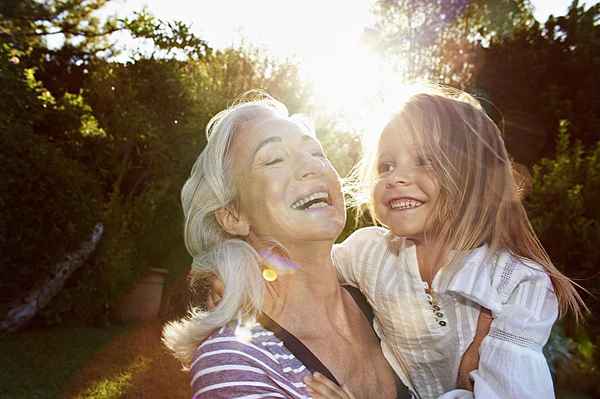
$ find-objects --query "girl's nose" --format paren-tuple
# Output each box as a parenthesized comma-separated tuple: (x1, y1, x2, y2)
(384, 167, 413, 188)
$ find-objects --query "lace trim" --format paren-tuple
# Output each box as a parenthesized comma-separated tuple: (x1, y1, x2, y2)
(489, 327, 541, 351)
(497, 255, 515, 294)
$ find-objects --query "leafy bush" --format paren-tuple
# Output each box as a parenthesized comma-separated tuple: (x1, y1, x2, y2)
(526, 121, 600, 325)
(0, 131, 102, 308)
(0, 46, 102, 313)
(525, 121, 600, 394)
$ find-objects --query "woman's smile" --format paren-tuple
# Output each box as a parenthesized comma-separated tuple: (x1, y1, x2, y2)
(231, 116, 346, 244)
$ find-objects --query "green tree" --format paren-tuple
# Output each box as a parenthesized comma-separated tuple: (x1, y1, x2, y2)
(470, 1, 600, 163)
(0, 44, 102, 311)
(526, 122, 600, 394)
(370, 0, 534, 83)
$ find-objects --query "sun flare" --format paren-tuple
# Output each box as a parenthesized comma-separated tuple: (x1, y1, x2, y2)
(301, 41, 412, 137)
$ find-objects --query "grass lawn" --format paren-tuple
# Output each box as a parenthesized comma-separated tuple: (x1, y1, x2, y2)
(0, 321, 189, 399)
(0, 321, 595, 399)
(0, 325, 125, 398)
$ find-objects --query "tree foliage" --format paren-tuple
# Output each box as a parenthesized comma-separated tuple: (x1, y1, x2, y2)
(371, 0, 534, 82)
(372, 1, 600, 165)
(1, 0, 312, 325)
(0, 44, 102, 311)
(470, 1, 600, 163)
(526, 122, 600, 394)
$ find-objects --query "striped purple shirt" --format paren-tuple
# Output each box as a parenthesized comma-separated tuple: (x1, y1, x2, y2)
(191, 319, 312, 398)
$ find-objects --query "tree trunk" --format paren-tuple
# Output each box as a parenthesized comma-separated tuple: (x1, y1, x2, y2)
(0, 223, 104, 333)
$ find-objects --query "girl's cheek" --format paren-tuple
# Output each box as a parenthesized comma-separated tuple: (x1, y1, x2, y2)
(372, 194, 388, 225)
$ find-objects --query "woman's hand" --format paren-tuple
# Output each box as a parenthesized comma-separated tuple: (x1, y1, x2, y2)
(304, 373, 356, 399)
(456, 307, 493, 390)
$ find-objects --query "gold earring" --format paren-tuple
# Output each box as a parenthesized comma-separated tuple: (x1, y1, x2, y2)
(262, 267, 278, 282)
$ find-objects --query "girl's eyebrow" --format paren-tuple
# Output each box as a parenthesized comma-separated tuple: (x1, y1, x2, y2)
(252, 136, 282, 161)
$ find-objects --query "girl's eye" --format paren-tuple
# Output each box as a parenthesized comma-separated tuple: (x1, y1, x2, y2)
(312, 151, 325, 158)
(264, 158, 283, 166)
(377, 161, 394, 175)
(416, 156, 433, 167)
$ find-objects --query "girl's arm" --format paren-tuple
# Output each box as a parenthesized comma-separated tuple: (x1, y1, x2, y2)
(333, 226, 388, 287)
(456, 308, 493, 390)
(448, 255, 559, 399)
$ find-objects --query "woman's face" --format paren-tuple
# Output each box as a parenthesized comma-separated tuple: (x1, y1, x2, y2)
(230, 115, 346, 247)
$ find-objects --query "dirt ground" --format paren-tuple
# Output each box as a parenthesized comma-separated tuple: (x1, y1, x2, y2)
(62, 321, 191, 398)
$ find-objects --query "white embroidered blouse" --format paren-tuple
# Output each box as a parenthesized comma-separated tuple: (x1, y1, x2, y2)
(332, 227, 558, 399)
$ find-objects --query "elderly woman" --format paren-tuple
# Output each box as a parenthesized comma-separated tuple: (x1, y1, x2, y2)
(163, 93, 410, 398)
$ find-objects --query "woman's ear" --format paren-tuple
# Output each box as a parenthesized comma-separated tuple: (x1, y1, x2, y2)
(215, 207, 250, 237)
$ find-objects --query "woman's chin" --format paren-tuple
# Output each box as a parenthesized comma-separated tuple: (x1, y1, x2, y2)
(286, 219, 345, 244)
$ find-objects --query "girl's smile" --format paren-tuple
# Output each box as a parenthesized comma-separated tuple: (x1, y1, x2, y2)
(372, 125, 440, 242)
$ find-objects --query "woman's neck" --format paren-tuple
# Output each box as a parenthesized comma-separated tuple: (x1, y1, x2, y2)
(261, 241, 344, 327)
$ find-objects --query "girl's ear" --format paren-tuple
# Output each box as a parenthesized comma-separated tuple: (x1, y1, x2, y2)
(215, 206, 250, 237)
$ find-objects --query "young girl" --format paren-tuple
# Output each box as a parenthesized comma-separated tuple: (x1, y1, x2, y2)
(306, 86, 585, 399)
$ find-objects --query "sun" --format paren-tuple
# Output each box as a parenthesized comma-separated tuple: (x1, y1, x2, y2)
(300, 40, 411, 137)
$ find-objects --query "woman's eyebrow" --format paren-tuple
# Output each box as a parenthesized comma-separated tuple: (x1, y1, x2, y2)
(252, 136, 282, 161)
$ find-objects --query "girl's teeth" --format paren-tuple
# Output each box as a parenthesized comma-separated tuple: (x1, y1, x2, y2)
(390, 199, 422, 209)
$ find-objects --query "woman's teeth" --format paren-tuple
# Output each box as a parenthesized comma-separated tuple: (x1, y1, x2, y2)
(390, 199, 423, 210)
(291, 191, 329, 210)
(306, 202, 329, 209)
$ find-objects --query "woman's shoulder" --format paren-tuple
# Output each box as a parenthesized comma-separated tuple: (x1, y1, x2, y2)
(191, 320, 308, 398)
(193, 321, 278, 365)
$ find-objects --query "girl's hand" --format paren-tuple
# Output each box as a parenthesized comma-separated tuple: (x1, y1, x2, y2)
(304, 373, 356, 399)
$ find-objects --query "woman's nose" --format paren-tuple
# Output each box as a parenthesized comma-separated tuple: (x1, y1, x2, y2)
(296, 153, 325, 180)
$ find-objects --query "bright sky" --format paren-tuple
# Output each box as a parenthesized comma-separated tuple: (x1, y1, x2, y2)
(91, 0, 586, 130)
(99, 0, 578, 58)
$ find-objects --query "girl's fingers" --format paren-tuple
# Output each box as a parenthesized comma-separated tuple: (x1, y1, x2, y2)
(304, 373, 347, 398)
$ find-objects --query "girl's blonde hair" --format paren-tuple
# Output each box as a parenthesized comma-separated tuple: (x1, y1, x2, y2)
(356, 84, 585, 320)
(162, 91, 290, 367)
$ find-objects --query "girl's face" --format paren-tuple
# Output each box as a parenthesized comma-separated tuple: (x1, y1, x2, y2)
(230, 116, 346, 247)
(372, 125, 440, 242)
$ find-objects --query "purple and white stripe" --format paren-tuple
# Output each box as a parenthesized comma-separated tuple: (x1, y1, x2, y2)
(191, 321, 311, 399)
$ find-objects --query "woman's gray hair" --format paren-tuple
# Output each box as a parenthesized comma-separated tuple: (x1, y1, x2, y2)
(162, 92, 289, 366)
